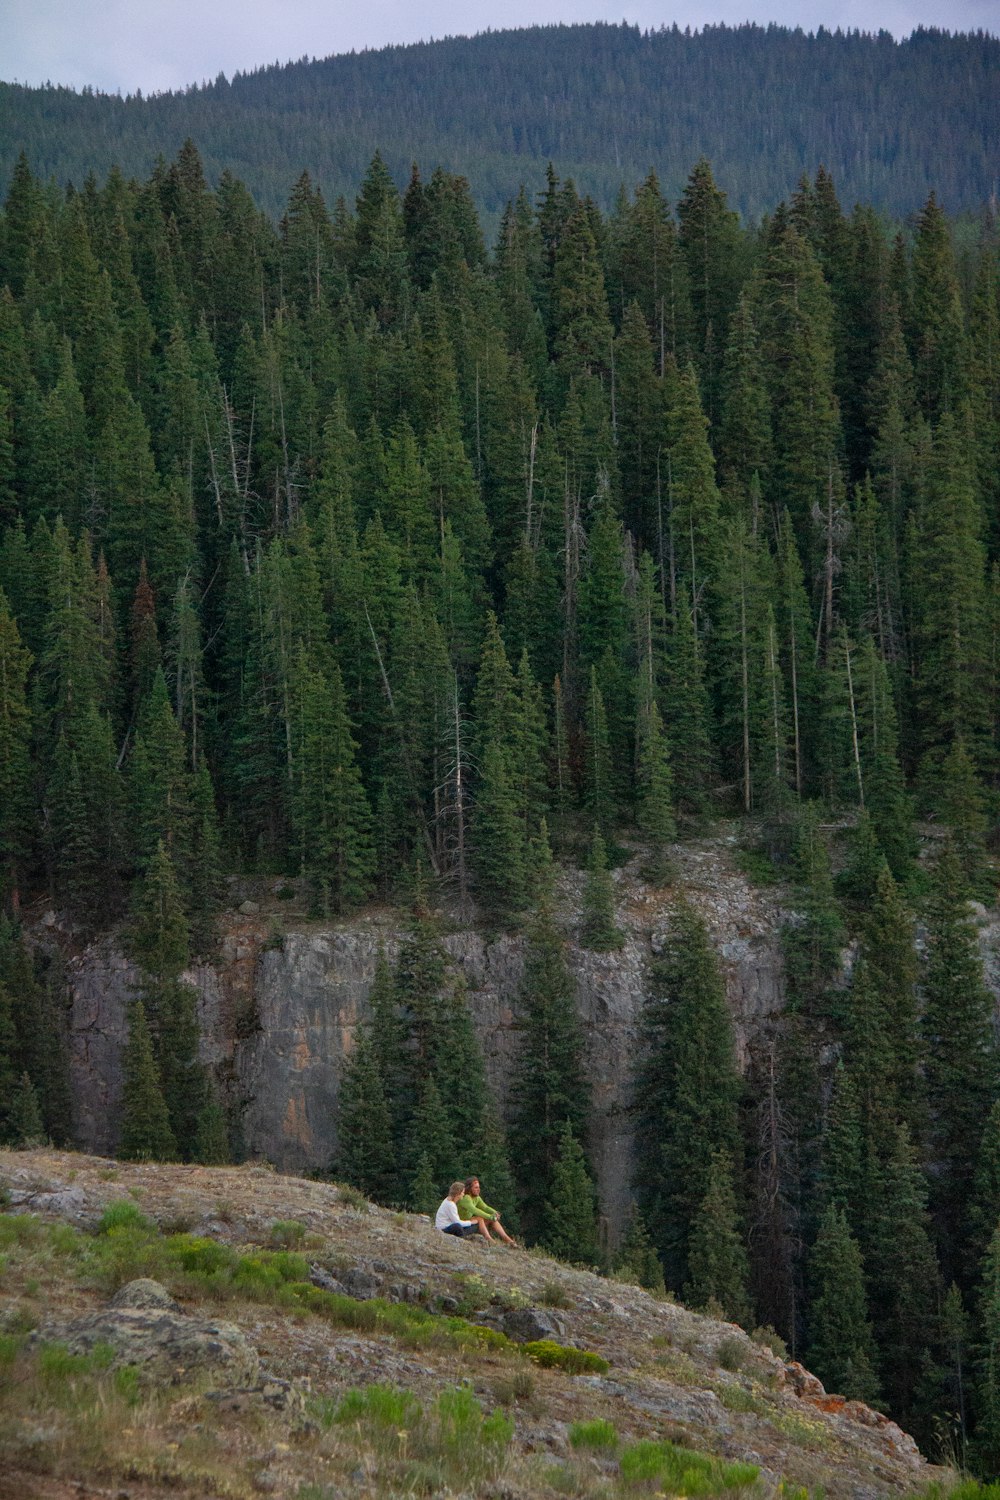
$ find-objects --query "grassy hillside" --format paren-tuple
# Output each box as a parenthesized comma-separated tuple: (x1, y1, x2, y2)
(0, 1149, 939, 1499)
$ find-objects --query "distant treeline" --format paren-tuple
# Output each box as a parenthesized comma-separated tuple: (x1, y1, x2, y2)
(1, 22, 998, 224)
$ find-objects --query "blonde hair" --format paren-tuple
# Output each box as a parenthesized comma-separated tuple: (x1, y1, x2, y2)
(449, 1181, 466, 1196)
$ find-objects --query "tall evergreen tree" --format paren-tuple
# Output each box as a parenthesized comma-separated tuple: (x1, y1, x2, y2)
(636, 896, 741, 1288)
(807, 1204, 880, 1404)
(539, 1119, 599, 1266)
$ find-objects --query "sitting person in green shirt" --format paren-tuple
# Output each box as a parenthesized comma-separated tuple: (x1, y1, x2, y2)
(456, 1176, 518, 1246)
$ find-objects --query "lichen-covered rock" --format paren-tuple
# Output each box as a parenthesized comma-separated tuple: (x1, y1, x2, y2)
(44, 1279, 259, 1385)
(108, 1277, 179, 1312)
(501, 1307, 565, 1343)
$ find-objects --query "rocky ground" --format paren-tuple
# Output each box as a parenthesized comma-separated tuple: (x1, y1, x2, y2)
(0, 1150, 945, 1500)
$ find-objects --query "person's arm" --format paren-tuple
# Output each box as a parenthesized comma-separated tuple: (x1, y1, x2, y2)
(456, 1194, 479, 1220)
(472, 1195, 498, 1219)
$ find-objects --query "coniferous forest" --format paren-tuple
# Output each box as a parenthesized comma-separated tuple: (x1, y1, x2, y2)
(2, 135, 1000, 1466)
(1, 23, 998, 224)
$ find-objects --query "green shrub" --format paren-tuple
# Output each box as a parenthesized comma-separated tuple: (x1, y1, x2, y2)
(0, 1213, 45, 1248)
(716, 1382, 769, 1415)
(569, 1417, 619, 1449)
(335, 1383, 421, 1428)
(37, 1341, 114, 1385)
(269, 1218, 307, 1248)
(619, 1438, 759, 1495)
(96, 1201, 152, 1235)
(539, 1281, 573, 1308)
(165, 1233, 237, 1278)
(0, 1332, 24, 1369)
(751, 1324, 788, 1360)
(83, 1224, 166, 1292)
(232, 1249, 309, 1297)
(337, 1185, 369, 1213)
(523, 1339, 609, 1374)
(716, 1334, 749, 1372)
(492, 1369, 536, 1405)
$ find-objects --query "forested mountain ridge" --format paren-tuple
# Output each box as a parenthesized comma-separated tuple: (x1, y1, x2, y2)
(3, 139, 1000, 1465)
(2, 22, 998, 223)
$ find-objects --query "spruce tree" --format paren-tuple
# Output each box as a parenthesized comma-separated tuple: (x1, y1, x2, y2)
(683, 1148, 750, 1325)
(612, 1205, 665, 1293)
(973, 1227, 1000, 1477)
(866, 1124, 942, 1429)
(336, 1026, 396, 1202)
(782, 805, 845, 1018)
(510, 865, 590, 1242)
(192, 1084, 230, 1166)
(7, 1068, 43, 1147)
(636, 698, 676, 854)
(0, 587, 32, 904)
(407, 1074, 457, 1210)
(922, 840, 999, 1273)
(288, 645, 374, 913)
(472, 738, 527, 924)
(119, 1001, 176, 1162)
(967, 1100, 1000, 1284)
(636, 896, 741, 1288)
(807, 1204, 880, 1404)
(580, 827, 624, 951)
(539, 1120, 599, 1266)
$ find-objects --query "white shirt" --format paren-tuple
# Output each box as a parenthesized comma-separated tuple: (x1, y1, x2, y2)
(435, 1197, 472, 1230)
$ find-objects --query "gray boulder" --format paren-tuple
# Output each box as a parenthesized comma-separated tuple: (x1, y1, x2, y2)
(47, 1278, 259, 1385)
(501, 1307, 565, 1343)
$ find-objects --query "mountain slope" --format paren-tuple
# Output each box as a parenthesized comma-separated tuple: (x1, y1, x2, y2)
(0, 1149, 935, 1499)
(2, 22, 997, 221)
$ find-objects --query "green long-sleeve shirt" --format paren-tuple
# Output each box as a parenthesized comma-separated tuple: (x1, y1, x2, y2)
(456, 1193, 498, 1221)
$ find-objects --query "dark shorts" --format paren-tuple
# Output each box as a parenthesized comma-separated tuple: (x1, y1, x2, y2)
(442, 1223, 479, 1238)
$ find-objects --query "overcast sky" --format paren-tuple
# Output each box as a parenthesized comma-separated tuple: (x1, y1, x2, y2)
(2, 0, 995, 95)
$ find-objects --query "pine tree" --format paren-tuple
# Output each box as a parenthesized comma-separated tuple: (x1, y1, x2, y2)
(683, 1148, 750, 1324)
(860, 862, 922, 1137)
(580, 828, 623, 951)
(119, 1001, 176, 1162)
(539, 1120, 599, 1266)
(807, 1204, 880, 1404)
(0, 982, 18, 1144)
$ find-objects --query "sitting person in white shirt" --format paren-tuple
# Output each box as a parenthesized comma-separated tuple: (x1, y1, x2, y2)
(435, 1180, 491, 1241)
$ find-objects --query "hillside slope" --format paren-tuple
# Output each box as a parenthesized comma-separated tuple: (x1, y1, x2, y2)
(2, 22, 997, 220)
(0, 1149, 936, 1500)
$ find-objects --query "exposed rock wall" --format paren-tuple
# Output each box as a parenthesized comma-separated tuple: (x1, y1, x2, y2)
(62, 835, 790, 1234)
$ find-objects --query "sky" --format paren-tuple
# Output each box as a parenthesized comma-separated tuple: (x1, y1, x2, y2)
(2, 0, 996, 95)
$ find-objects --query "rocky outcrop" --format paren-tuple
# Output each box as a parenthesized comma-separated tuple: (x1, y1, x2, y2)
(39, 1277, 260, 1385)
(60, 835, 789, 1234)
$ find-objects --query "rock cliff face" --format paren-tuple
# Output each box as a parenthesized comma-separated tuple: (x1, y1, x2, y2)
(62, 834, 789, 1231)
